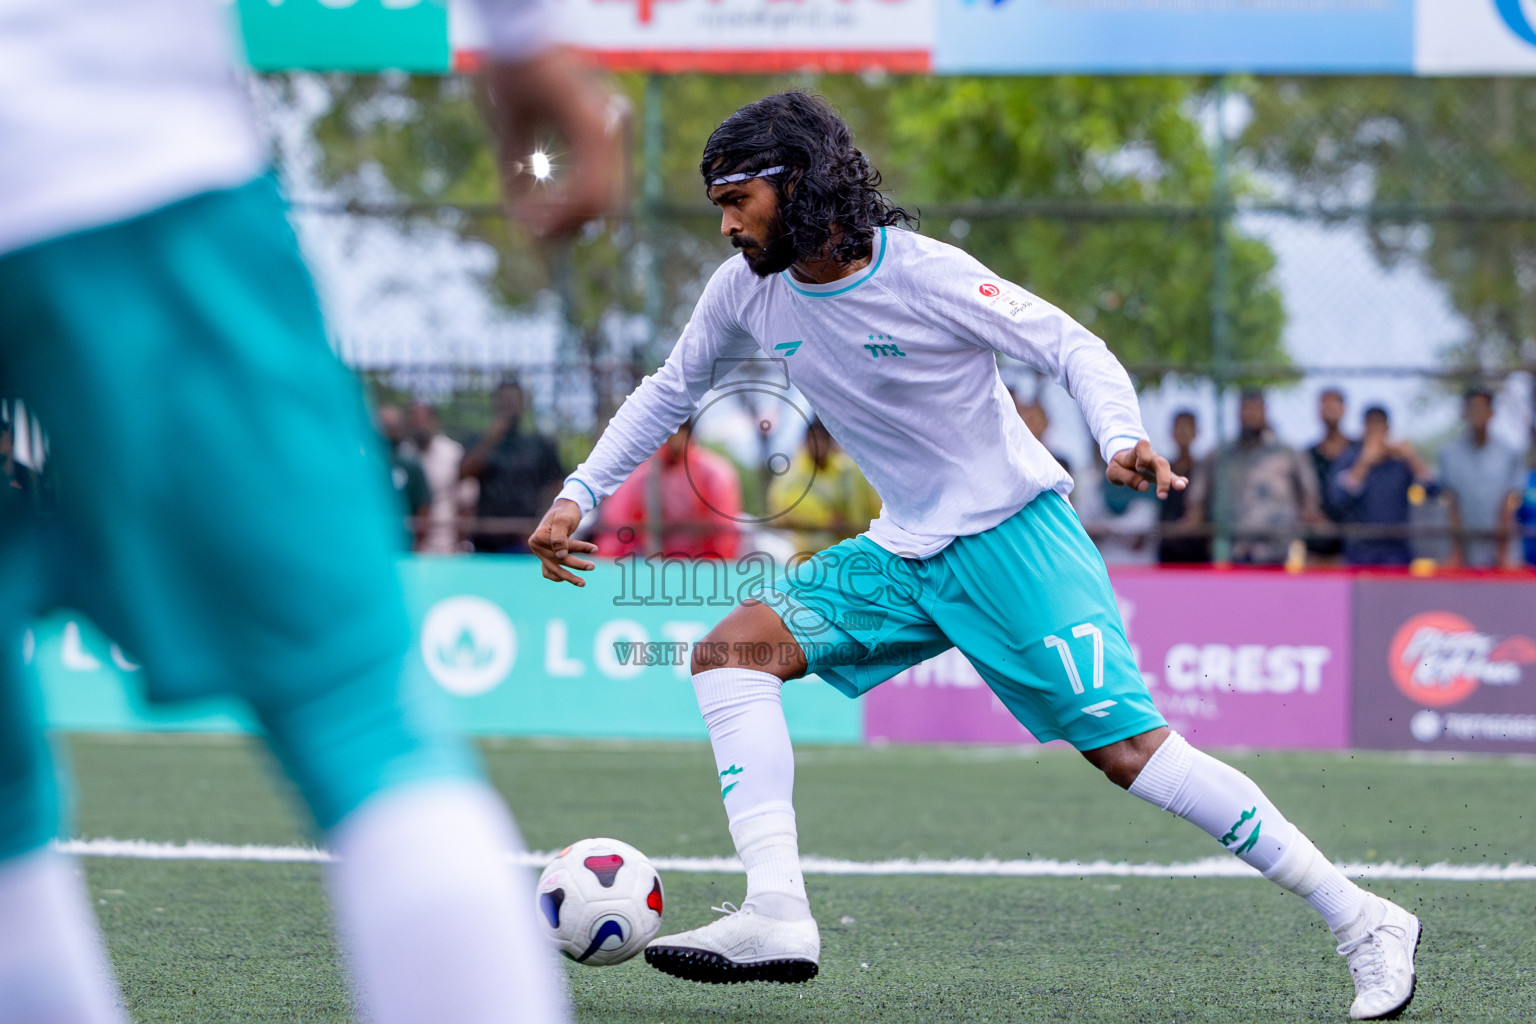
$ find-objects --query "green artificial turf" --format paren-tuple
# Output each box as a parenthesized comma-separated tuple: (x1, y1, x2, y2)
(63, 735, 1536, 1022)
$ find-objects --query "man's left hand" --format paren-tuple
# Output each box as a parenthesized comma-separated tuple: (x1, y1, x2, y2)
(1107, 440, 1187, 500)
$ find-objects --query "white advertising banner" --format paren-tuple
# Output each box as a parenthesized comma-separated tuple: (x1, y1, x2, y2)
(1416, 0, 1536, 74)
(451, 0, 933, 72)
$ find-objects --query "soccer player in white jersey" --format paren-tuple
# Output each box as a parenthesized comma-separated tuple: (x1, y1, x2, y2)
(0, 2, 615, 1022)
(530, 92, 1421, 1020)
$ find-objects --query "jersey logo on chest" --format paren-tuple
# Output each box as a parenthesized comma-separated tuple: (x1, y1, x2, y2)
(863, 333, 907, 359)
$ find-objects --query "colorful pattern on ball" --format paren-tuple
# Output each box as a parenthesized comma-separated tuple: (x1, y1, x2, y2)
(535, 838, 665, 966)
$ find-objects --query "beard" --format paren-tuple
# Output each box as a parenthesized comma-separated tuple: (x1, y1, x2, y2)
(733, 218, 797, 277)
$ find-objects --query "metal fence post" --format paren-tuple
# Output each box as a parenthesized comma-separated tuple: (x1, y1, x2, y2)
(1209, 76, 1235, 564)
(642, 74, 665, 555)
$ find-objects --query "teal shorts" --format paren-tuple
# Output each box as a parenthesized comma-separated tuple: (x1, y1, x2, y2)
(756, 492, 1166, 750)
(0, 178, 474, 857)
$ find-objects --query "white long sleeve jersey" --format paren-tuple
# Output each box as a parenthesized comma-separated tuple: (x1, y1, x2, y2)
(561, 227, 1150, 558)
(0, 0, 551, 258)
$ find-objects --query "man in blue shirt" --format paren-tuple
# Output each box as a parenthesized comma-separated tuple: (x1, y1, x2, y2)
(1519, 468, 1536, 567)
(1329, 406, 1435, 566)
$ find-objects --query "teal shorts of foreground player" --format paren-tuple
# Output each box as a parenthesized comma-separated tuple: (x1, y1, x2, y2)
(0, 177, 473, 857)
(756, 492, 1166, 750)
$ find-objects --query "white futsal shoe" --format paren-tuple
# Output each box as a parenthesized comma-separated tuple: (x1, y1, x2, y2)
(644, 901, 820, 984)
(1335, 895, 1422, 1020)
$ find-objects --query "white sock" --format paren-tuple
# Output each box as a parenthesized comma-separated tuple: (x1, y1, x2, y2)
(0, 848, 125, 1024)
(693, 667, 810, 920)
(1128, 732, 1367, 933)
(326, 779, 570, 1024)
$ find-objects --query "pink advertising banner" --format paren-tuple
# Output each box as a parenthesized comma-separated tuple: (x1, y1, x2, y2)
(862, 569, 1354, 750)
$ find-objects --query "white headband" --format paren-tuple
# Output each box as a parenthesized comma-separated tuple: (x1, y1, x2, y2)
(708, 165, 788, 187)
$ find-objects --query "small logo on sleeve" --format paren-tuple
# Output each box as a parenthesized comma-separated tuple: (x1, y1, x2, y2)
(976, 280, 1032, 320)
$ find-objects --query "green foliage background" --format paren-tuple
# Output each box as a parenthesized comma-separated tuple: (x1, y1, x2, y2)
(1244, 77, 1536, 378)
(288, 72, 1536, 451)
(290, 73, 1289, 386)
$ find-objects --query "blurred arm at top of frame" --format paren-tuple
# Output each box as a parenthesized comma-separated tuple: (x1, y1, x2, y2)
(472, 0, 625, 239)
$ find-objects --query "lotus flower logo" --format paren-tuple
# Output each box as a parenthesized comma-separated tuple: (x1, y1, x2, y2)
(420, 596, 516, 696)
(439, 627, 496, 672)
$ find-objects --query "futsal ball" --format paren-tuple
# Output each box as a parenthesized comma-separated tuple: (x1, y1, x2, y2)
(536, 837, 664, 965)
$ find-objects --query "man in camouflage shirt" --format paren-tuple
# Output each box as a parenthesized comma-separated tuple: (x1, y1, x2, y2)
(1185, 390, 1322, 564)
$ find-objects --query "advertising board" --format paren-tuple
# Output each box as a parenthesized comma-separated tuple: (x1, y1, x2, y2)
(1416, 0, 1536, 75)
(451, 0, 933, 73)
(932, 0, 1415, 75)
(400, 557, 859, 741)
(234, 0, 1536, 77)
(34, 556, 861, 744)
(238, 0, 451, 72)
(865, 569, 1354, 749)
(35, 559, 1534, 754)
(1352, 579, 1536, 753)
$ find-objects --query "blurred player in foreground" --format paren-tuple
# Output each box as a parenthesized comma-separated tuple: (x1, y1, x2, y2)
(0, 1, 616, 1021)
(531, 92, 1420, 1021)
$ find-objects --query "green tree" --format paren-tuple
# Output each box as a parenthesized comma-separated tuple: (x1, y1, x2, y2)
(887, 76, 1285, 381)
(287, 72, 1287, 389)
(1243, 77, 1536, 376)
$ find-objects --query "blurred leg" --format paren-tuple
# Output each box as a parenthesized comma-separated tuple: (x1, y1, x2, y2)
(254, 649, 569, 1024)
(0, 502, 123, 1024)
(0, 850, 125, 1024)
(0, 178, 568, 1022)
(327, 781, 568, 1024)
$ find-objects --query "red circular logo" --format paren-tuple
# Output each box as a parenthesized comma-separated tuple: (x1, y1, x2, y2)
(1388, 611, 1483, 707)
(978, 282, 1000, 298)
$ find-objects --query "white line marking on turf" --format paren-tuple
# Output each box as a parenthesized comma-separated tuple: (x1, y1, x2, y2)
(59, 839, 333, 863)
(54, 839, 1536, 881)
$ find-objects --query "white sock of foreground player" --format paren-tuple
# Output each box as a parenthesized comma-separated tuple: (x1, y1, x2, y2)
(1128, 731, 1367, 932)
(0, 848, 126, 1024)
(692, 667, 811, 922)
(327, 779, 570, 1024)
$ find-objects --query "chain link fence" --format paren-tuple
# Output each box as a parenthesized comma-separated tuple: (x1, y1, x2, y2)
(16, 75, 1534, 566)
(276, 76, 1536, 568)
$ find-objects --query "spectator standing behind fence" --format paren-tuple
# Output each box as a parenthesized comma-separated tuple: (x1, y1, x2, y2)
(1518, 467, 1536, 568)
(1328, 405, 1434, 567)
(1157, 410, 1210, 564)
(767, 418, 881, 554)
(1307, 388, 1353, 563)
(1184, 390, 1321, 565)
(377, 404, 431, 551)
(1011, 390, 1072, 475)
(596, 422, 742, 558)
(462, 381, 564, 553)
(406, 402, 473, 555)
(1438, 388, 1526, 569)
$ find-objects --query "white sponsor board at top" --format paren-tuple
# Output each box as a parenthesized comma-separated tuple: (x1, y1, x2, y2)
(1416, 0, 1536, 74)
(450, 0, 934, 72)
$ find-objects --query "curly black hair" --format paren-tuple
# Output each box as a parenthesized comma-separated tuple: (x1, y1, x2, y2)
(700, 91, 915, 266)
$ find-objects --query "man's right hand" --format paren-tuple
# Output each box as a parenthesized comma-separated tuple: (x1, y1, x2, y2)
(530, 498, 598, 586)
(484, 49, 621, 239)
(1358, 433, 1389, 468)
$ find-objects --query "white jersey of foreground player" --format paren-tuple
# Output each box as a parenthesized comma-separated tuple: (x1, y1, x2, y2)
(560, 226, 1150, 557)
(0, 0, 551, 258)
